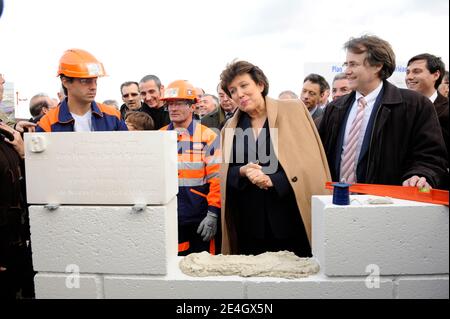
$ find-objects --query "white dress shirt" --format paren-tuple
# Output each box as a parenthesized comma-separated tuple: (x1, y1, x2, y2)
(341, 82, 383, 168)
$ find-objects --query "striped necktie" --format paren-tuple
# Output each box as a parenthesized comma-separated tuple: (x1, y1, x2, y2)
(340, 97, 367, 184)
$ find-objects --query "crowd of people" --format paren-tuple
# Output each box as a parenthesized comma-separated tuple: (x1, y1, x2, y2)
(0, 33, 448, 299)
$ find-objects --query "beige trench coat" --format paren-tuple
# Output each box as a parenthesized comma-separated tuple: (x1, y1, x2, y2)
(220, 96, 332, 254)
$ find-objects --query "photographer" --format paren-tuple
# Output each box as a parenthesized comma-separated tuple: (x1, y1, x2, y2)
(0, 122, 34, 299)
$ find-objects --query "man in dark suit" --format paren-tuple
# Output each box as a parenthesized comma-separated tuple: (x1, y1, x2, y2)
(406, 53, 449, 188)
(438, 71, 448, 98)
(119, 81, 144, 119)
(217, 85, 238, 129)
(0, 123, 35, 299)
(300, 74, 327, 123)
(405, 53, 449, 157)
(199, 94, 224, 129)
(319, 35, 447, 189)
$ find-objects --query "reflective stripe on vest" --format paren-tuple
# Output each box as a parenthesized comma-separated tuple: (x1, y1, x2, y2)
(209, 238, 216, 255)
(178, 241, 190, 252)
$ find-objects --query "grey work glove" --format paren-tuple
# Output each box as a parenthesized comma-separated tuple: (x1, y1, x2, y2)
(197, 212, 218, 242)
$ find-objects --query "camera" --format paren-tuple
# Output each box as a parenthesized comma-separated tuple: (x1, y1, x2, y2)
(0, 125, 14, 142)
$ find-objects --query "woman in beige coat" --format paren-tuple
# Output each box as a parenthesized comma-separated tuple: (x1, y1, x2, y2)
(220, 61, 331, 256)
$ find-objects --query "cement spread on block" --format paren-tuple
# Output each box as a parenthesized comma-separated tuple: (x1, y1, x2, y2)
(179, 251, 320, 279)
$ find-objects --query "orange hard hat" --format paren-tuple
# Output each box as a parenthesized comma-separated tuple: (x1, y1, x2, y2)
(57, 49, 106, 78)
(161, 80, 197, 102)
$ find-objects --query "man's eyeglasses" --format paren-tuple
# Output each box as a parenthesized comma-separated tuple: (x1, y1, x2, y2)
(122, 93, 139, 98)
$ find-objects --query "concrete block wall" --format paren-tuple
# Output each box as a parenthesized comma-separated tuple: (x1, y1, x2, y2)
(36, 259, 396, 299)
(311, 196, 449, 276)
(30, 199, 178, 275)
(25, 133, 448, 299)
(25, 132, 181, 298)
(31, 196, 448, 299)
(34, 273, 104, 299)
(396, 276, 449, 299)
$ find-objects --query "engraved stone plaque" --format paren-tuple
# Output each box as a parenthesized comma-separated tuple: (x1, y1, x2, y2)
(25, 131, 178, 205)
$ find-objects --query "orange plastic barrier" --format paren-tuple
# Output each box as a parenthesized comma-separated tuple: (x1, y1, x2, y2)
(325, 182, 449, 206)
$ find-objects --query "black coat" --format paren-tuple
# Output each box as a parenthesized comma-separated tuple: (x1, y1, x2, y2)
(434, 92, 449, 155)
(0, 137, 27, 262)
(201, 107, 225, 130)
(318, 81, 448, 188)
(226, 113, 311, 256)
(0, 136, 34, 298)
(120, 102, 153, 120)
(120, 103, 170, 130)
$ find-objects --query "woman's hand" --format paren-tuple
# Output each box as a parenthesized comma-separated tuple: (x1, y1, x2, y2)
(252, 173, 273, 190)
(239, 161, 262, 177)
(243, 162, 273, 190)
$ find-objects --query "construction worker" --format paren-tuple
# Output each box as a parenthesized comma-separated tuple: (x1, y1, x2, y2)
(160, 80, 221, 256)
(36, 49, 127, 132)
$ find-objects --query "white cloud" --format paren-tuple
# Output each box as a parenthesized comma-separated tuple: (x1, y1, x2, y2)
(1, 0, 448, 117)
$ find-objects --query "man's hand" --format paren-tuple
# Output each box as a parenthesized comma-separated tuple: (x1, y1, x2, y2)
(0, 122, 24, 158)
(402, 175, 431, 191)
(15, 120, 36, 133)
(197, 212, 218, 242)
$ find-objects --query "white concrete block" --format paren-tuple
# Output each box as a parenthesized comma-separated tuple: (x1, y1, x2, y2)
(34, 273, 103, 299)
(397, 276, 449, 299)
(104, 258, 245, 299)
(246, 273, 393, 299)
(312, 196, 449, 276)
(25, 131, 178, 205)
(30, 198, 178, 274)
(104, 276, 245, 299)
